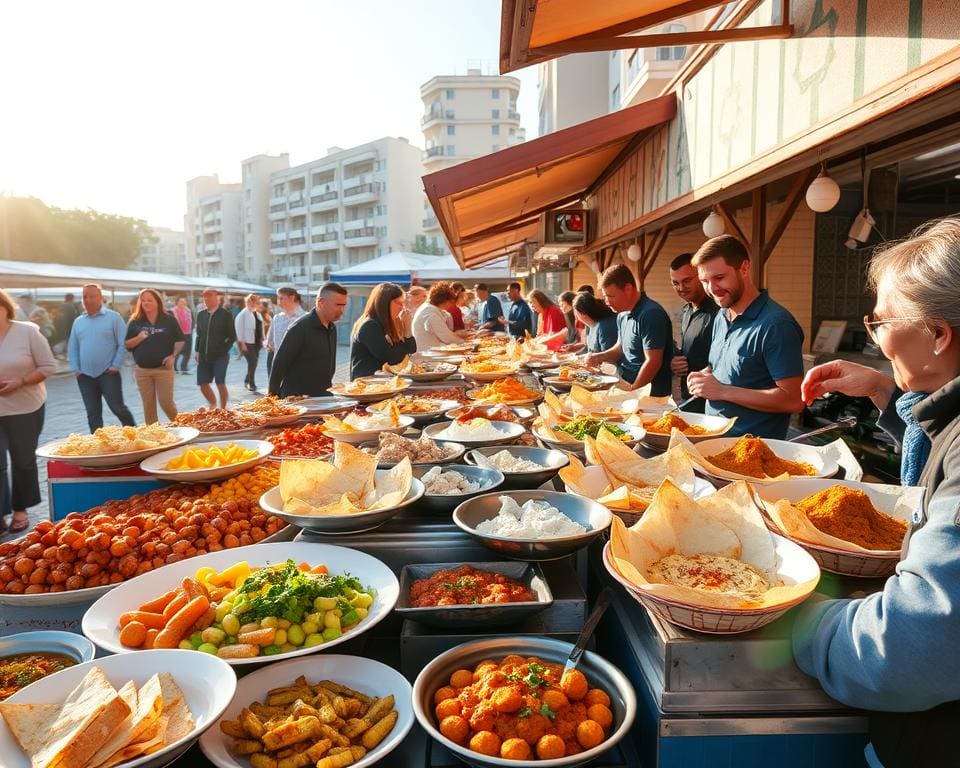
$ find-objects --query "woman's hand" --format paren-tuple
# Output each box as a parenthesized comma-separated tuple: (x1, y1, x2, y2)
(801, 360, 895, 408)
(162, 355, 175, 369)
(0, 378, 24, 395)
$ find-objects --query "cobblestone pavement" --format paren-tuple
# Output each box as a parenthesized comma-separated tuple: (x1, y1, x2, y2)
(2, 346, 353, 541)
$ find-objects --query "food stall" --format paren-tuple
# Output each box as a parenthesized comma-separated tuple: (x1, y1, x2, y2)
(0, 331, 914, 768)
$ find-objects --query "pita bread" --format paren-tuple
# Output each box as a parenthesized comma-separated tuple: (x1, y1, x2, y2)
(0, 666, 131, 768)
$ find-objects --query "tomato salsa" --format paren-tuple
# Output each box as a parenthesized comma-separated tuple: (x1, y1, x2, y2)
(0, 651, 77, 700)
(410, 565, 536, 607)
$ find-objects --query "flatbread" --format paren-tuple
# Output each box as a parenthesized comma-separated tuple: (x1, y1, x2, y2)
(157, 673, 193, 745)
(0, 666, 131, 768)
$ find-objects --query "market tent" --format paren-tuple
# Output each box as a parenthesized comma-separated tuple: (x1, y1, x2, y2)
(0, 259, 273, 294)
(499, 0, 793, 73)
(328, 252, 511, 285)
(423, 92, 676, 268)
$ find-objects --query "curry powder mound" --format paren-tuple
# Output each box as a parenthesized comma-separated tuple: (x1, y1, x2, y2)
(646, 412, 707, 435)
(796, 485, 907, 550)
(706, 436, 816, 478)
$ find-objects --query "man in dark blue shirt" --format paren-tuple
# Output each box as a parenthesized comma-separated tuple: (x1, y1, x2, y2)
(687, 235, 804, 438)
(585, 264, 673, 397)
(669, 252, 719, 412)
(505, 281, 533, 338)
(474, 283, 505, 332)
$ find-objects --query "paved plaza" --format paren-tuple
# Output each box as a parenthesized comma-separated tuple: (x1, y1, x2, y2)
(2, 345, 353, 540)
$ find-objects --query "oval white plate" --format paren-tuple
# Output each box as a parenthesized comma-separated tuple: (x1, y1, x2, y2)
(139, 439, 274, 482)
(36, 427, 200, 469)
(81, 542, 398, 665)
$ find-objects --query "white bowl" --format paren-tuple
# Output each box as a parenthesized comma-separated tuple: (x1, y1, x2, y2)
(374, 363, 459, 382)
(637, 411, 735, 450)
(752, 477, 918, 577)
(459, 366, 522, 383)
(36, 426, 200, 469)
(542, 373, 620, 391)
(534, 423, 646, 453)
(603, 539, 820, 634)
(323, 414, 416, 445)
(422, 420, 526, 447)
(0, 649, 235, 768)
(692, 437, 839, 482)
(259, 475, 426, 534)
(139, 439, 274, 482)
(199, 654, 413, 768)
(81, 542, 399, 665)
(366, 399, 461, 426)
(0, 631, 96, 697)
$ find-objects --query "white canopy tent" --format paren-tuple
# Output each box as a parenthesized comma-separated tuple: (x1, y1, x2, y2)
(0, 259, 274, 294)
(328, 252, 510, 286)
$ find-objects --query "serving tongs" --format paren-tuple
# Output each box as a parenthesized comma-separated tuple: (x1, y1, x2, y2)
(563, 586, 615, 677)
(787, 414, 858, 443)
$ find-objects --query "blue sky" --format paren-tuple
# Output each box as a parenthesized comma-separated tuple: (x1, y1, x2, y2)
(1, 1, 538, 228)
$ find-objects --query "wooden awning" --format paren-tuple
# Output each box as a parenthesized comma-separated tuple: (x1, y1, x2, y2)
(423, 92, 676, 268)
(499, 0, 793, 73)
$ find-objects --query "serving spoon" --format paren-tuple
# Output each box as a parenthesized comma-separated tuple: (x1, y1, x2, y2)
(787, 414, 858, 443)
(563, 586, 615, 678)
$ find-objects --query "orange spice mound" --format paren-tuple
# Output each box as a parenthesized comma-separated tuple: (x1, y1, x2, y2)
(796, 485, 907, 550)
(470, 377, 540, 403)
(706, 435, 816, 478)
(644, 412, 708, 435)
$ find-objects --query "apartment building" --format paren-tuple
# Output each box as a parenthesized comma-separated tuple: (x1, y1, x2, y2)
(184, 175, 242, 278)
(420, 69, 526, 251)
(538, 13, 714, 133)
(242, 153, 290, 283)
(138, 226, 186, 274)
(538, 53, 609, 134)
(267, 137, 424, 289)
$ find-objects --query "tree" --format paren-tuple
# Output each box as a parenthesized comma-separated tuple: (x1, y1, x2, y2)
(410, 234, 445, 256)
(0, 195, 152, 269)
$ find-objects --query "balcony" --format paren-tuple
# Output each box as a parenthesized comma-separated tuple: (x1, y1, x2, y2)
(343, 183, 379, 203)
(343, 150, 377, 166)
(343, 226, 377, 246)
(309, 190, 339, 212)
(342, 217, 372, 231)
(288, 191, 305, 210)
(203, 255, 221, 264)
(422, 215, 439, 229)
(204, 243, 217, 254)
(422, 108, 455, 127)
(270, 245, 288, 256)
(311, 237, 339, 251)
(507, 110, 521, 121)
(423, 146, 444, 159)
(269, 233, 287, 244)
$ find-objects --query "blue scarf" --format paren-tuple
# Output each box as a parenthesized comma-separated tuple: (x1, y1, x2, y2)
(894, 391, 931, 486)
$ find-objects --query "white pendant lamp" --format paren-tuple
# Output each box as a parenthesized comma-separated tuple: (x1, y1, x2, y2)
(702, 209, 725, 238)
(626, 242, 642, 262)
(806, 164, 841, 213)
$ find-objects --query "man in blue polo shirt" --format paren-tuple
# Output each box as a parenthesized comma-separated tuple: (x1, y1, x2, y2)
(585, 264, 673, 396)
(68, 283, 136, 432)
(687, 235, 804, 439)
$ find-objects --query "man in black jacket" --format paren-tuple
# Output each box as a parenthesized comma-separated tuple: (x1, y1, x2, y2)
(195, 287, 237, 408)
(269, 282, 348, 397)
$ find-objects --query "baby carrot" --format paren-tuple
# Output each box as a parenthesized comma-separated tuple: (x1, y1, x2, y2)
(153, 595, 211, 649)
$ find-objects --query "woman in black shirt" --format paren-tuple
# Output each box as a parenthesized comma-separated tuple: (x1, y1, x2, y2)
(349, 283, 416, 379)
(125, 288, 184, 423)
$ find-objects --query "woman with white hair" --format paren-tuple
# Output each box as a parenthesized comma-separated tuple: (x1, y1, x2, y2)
(792, 218, 960, 768)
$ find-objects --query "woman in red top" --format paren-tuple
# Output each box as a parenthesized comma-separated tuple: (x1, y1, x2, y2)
(448, 282, 466, 331)
(527, 290, 568, 351)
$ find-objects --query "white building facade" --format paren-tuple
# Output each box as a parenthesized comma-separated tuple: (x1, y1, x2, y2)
(267, 137, 425, 290)
(138, 226, 186, 274)
(420, 69, 526, 251)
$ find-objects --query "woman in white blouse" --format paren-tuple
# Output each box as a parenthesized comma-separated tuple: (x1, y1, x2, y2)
(234, 294, 265, 391)
(412, 281, 471, 351)
(0, 288, 57, 535)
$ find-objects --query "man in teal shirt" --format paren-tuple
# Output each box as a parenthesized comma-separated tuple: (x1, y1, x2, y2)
(68, 283, 136, 432)
(687, 235, 804, 439)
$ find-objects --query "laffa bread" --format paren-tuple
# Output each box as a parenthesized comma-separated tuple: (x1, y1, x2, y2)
(0, 666, 131, 768)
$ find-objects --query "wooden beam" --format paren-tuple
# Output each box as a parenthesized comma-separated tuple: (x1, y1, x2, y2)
(554, 0, 727, 44)
(761, 166, 818, 263)
(716, 203, 750, 246)
(641, 225, 672, 283)
(750, 186, 768, 287)
(533, 24, 793, 56)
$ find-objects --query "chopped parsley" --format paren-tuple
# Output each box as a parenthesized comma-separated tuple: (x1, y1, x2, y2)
(540, 703, 556, 720)
(554, 416, 629, 441)
(236, 559, 366, 624)
(517, 706, 531, 718)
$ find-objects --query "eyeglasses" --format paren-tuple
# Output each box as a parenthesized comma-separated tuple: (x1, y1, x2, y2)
(862, 313, 927, 342)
